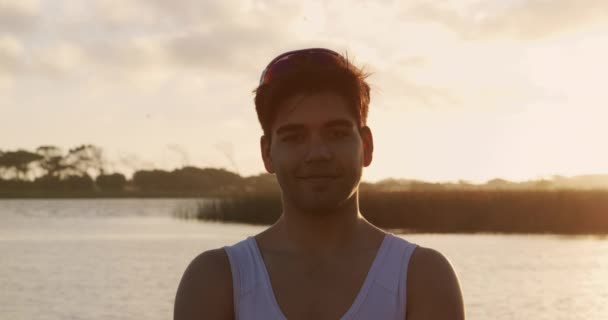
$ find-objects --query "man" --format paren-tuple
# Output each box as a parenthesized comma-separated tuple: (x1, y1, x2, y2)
(174, 48, 464, 319)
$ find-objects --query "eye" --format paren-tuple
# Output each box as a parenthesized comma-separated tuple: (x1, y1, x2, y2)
(281, 133, 304, 143)
(329, 129, 350, 139)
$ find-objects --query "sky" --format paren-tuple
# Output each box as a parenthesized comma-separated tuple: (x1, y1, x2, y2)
(1, 0, 607, 183)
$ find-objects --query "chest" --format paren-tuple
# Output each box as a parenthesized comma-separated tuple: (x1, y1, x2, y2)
(262, 252, 377, 320)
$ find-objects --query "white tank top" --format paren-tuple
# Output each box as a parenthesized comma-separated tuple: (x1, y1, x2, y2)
(224, 233, 417, 319)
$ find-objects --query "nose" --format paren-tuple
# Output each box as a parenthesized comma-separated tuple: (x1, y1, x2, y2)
(304, 135, 332, 163)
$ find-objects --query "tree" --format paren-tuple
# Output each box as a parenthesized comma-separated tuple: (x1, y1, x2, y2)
(132, 167, 243, 193)
(171, 167, 242, 191)
(0, 150, 43, 180)
(36, 146, 69, 178)
(242, 173, 279, 194)
(61, 174, 95, 191)
(132, 169, 171, 191)
(35, 145, 105, 179)
(96, 173, 127, 191)
(64, 145, 105, 177)
(485, 178, 512, 190)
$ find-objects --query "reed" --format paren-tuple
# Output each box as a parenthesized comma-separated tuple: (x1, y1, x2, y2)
(190, 190, 608, 234)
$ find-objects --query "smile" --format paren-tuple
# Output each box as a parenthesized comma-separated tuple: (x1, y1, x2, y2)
(297, 176, 338, 181)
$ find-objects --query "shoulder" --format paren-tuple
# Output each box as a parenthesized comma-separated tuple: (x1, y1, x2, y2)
(406, 246, 465, 320)
(174, 248, 233, 320)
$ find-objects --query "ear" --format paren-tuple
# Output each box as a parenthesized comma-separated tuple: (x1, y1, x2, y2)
(260, 135, 275, 173)
(360, 126, 374, 167)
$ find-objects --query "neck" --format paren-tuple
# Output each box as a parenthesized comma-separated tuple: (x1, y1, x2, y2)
(274, 191, 369, 256)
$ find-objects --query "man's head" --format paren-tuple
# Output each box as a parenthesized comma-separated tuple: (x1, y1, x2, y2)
(253, 48, 373, 213)
(254, 48, 371, 138)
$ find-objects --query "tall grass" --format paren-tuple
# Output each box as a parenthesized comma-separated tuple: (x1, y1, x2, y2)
(191, 190, 608, 234)
(194, 193, 282, 225)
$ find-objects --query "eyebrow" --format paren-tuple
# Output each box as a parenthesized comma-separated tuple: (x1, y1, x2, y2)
(324, 119, 355, 129)
(276, 124, 305, 135)
(275, 119, 355, 135)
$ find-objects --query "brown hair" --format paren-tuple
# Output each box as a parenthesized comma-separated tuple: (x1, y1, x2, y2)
(253, 50, 371, 137)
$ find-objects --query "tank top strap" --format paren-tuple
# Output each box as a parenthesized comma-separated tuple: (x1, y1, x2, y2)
(224, 236, 267, 318)
(343, 233, 419, 320)
(374, 233, 418, 296)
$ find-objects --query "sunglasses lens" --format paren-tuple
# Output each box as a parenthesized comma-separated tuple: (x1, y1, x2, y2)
(263, 59, 292, 84)
(261, 50, 342, 85)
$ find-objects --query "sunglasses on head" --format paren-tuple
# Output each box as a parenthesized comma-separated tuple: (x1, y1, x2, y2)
(258, 48, 345, 86)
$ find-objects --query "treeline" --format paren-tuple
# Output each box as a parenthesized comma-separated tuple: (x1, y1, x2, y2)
(0, 145, 279, 197)
(2, 144, 608, 198)
(191, 190, 608, 234)
(4, 145, 608, 234)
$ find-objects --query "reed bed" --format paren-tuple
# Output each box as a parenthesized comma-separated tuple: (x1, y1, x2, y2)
(189, 190, 608, 234)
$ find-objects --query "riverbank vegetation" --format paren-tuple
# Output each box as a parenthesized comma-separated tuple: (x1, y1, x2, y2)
(2, 145, 608, 198)
(191, 190, 608, 234)
(2, 145, 608, 234)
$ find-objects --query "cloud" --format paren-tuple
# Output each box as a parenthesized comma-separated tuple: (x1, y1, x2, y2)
(371, 61, 458, 109)
(140, 0, 304, 26)
(402, 0, 608, 41)
(167, 23, 290, 73)
(0, 34, 25, 73)
(5, 0, 600, 108)
(135, 0, 243, 26)
(0, 0, 40, 33)
(82, 35, 169, 71)
(36, 42, 86, 75)
(0, 0, 306, 81)
(140, 0, 305, 72)
(0, 74, 13, 92)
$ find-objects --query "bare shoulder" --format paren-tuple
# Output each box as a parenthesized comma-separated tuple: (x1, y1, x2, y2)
(174, 248, 233, 320)
(406, 246, 465, 320)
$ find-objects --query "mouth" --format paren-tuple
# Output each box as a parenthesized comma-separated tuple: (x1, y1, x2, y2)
(297, 175, 339, 181)
(297, 174, 338, 178)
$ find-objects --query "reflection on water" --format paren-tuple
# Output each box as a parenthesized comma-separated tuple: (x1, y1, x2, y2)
(1, 199, 607, 320)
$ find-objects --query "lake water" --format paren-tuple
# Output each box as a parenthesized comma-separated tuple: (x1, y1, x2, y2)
(1, 199, 607, 320)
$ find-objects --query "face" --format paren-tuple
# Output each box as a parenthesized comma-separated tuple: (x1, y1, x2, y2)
(261, 91, 373, 214)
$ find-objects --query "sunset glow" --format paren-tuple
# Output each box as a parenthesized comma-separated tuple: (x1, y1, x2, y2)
(1, 0, 607, 183)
